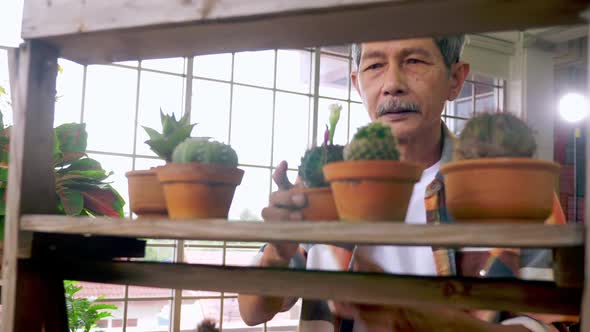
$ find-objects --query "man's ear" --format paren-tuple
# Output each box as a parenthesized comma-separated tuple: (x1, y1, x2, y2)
(351, 70, 361, 99)
(448, 62, 470, 101)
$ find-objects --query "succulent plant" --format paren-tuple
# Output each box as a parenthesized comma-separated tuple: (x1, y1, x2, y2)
(344, 122, 399, 161)
(143, 109, 196, 162)
(298, 104, 345, 188)
(172, 137, 238, 168)
(456, 112, 537, 160)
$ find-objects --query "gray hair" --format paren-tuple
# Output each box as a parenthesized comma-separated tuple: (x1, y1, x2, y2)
(351, 35, 466, 70)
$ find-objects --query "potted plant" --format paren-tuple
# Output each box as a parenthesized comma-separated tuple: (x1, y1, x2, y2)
(293, 103, 344, 221)
(323, 122, 423, 222)
(157, 137, 244, 219)
(125, 110, 195, 218)
(440, 112, 560, 222)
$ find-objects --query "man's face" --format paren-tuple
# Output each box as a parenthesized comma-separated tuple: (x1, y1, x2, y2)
(351, 38, 469, 141)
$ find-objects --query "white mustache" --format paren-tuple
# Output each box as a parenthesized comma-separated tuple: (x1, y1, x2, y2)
(377, 99, 420, 117)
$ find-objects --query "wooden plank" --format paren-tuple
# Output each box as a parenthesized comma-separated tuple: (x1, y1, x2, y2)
(48, 259, 581, 315)
(22, 0, 589, 64)
(1, 41, 60, 332)
(21, 214, 585, 248)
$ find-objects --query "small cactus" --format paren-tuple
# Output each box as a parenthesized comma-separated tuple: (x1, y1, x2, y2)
(143, 109, 196, 162)
(344, 122, 399, 161)
(172, 137, 238, 167)
(298, 104, 344, 187)
(456, 112, 537, 160)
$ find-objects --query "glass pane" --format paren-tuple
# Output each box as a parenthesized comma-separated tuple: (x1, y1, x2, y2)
(89, 301, 124, 332)
(266, 298, 302, 331)
(54, 58, 83, 126)
(84, 65, 137, 154)
(86, 153, 132, 217)
(141, 57, 185, 74)
(228, 166, 271, 221)
(475, 83, 494, 97)
(234, 50, 275, 88)
(316, 98, 349, 146)
(476, 94, 496, 113)
(141, 246, 175, 262)
(180, 299, 222, 331)
(458, 81, 473, 100)
(348, 102, 370, 142)
(114, 60, 139, 67)
(126, 299, 171, 332)
(194, 53, 232, 81)
(182, 289, 222, 298)
(220, 297, 265, 331)
(136, 71, 186, 157)
(191, 79, 231, 143)
(225, 248, 260, 267)
(452, 99, 473, 119)
(0, 49, 12, 126)
(273, 92, 310, 169)
(128, 285, 173, 299)
(76, 281, 125, 299)
(322, 45, 351, 57)
(134, 157, 165, 171)
(276, 50, 311, 94)
(184, 246, 223, 265)
(447, 117, 467, 136)
(319, 54, 349, 99)
(230, 86, 273, 166)
(473, 73, 496, 86)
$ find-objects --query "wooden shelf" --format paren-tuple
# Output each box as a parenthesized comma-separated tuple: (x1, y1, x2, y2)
(21, 214, 585, 248)
(21, 0, 588, 64)
(34, 258, 580, 315)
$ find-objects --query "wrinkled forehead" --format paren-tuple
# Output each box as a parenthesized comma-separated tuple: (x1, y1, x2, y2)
(360, 38, 442, 61)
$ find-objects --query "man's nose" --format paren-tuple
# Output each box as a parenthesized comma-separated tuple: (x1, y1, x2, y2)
(382, 65, 408, 97)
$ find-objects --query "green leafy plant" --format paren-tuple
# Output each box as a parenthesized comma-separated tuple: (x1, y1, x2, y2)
(64, 280, 117, 332)
(0, 114, 125, 240)
(456, 112, 537, 160)
(143, 110, 196, 162)
(172, 137, 238, 167)
(297, 103, 344, 188)
(343, 122, 399, 161)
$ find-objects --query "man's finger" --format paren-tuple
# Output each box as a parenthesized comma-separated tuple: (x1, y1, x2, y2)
(269, 190, 306, 209)
(273, 160, 294, 190)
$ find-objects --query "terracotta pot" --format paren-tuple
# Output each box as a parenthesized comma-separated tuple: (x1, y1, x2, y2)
(157, 162, 244, 219)
(439, 158, 560, 222)
(125, 168, 168, 218)
(291, 187, 339, 221)
(323, 160, 423, 222)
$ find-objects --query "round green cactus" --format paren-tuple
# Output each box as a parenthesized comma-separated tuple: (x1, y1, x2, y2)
(456, 112, 537, 159)
(298, 145, 344, 187)
(344, 122, 399, 161)
(172, 138, 238, 167)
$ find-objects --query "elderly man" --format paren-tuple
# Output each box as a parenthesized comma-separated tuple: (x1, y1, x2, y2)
(238, 35, 572, 332)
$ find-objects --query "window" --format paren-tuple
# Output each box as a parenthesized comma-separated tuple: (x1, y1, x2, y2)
(0, 43, 505, 331)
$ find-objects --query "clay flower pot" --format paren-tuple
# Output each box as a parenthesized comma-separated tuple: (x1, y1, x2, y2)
(125, 168, 168, 218)
(439, 158, 561, 222)
(290, 187, 339, 221)
(323, 160, 423, 222)
(157, 162, 244, 219)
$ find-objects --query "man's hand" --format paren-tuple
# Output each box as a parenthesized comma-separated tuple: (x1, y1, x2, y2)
(259, 160, 307, 266)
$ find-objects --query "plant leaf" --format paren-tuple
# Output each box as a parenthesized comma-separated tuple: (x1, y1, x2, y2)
(81, 186, 125, 217)
(63, 158, 104, 172)
(55, 123, 88, 156)
(142, 126, 162, 141)
(58, 189, 84, 215)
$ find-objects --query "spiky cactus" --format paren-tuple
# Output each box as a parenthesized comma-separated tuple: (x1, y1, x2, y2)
(172, 138, 238, 167)
(456, 112, 537, 160)
(344, 122, 399, 161)
(143, 109, 196, 162)
(298, 104, 345, 187)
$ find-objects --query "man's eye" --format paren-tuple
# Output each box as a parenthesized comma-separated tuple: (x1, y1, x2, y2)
(365, 63, 383, 71)
(407, 58, 424, 64)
